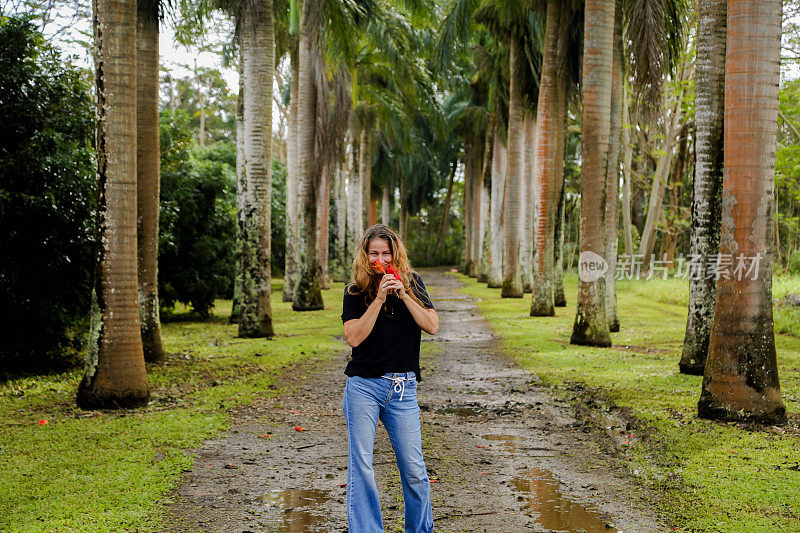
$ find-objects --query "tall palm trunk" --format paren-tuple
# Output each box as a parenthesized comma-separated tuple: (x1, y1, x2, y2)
(680, 0, 726, 375)
(136, 0, 164, 362)
(230, 64, 245, 323)
(359, 128, 372, 230)
(347, 131, 362, 262)
(381, 183, 390, 224)
(487, 128, 507, 288)
(530, 0, 563, 316)
(478, 114, 495, 283)
(333, 161, 348, 282)
(521, 110, 536, 293)
(604, 0, 623, 333)
(554, 184, 566, 306)
(317, 161, 331, 289)
(77, 0, 149, 408)
(293, 10, 324, 311)
(502, 36, 525, 298)
(283, 48, 299, 302)
(238, 0, 275, 336)
(698, 0, 786, 424)
(463, 137, 474, 274)
(470, 140, 484, 278)
(571, 0, 613, 347)
(621, 83, 634, 257)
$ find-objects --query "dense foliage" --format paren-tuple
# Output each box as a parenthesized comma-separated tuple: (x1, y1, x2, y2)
(0, 16, 95, 375)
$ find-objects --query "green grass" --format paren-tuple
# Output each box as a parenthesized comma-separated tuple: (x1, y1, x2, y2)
(0, 280, 348, 532)
(451, 270, 800, 532)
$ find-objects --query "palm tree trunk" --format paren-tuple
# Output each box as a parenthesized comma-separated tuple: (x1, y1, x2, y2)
(530, 0, 563, 316)
(680, 0, 725, 375)
(478, 115, 495, 282)
(293, 9, 324, 311)
(347, 131, 362, 267)
(77, 0, 149, 409)
(195, 60, 205, 147)
(463, 137, 474, 274)
(381, 183, 390, 224)
(502, 36, 525, 298)
(698, 0, 785, 424)
(317, 161, 331, 289)
(604, 0, 623, 333)
(238, 0, 275, 335)
(231, 63, 245, 323)
(470, 137, 484, 278)
(487, 127, 506, 288)
(283, 46, 299, 302)
(333, 160, 348, 282)
(521, 110, 536, 293)
(136, 0, 164, 362)
(360, 128, 371, 230)
(571, 0, 614, 347)
(621, 83, 634, 257)
(554, 185, 566, 306)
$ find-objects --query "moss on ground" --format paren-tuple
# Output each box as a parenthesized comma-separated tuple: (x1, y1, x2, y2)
(451, 270, 800, 532)
(0, 280, 345, 532)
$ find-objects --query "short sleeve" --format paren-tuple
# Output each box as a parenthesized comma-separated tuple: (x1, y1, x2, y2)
(411, 273, 435, 310)
(341, 284, 364, 323)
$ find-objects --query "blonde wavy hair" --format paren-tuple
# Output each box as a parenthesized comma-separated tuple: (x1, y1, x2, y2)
(346, 224, 426, 308)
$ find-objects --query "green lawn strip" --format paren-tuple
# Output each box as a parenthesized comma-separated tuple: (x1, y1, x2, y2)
(0, 281, 348, 532)
(450, 271, 800, 532)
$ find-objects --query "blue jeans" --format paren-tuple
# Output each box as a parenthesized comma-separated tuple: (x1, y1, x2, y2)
(342, 372, 434, 532)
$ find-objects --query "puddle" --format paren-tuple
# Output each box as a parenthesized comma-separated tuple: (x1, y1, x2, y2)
(436, 402, 487, 416)
(257, 488, 332, 532)
(511, 469, 620, 532)
(480, 433, 525, 452)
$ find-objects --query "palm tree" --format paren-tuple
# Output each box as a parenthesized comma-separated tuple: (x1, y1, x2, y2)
(292, 1, 325, 310)
(487, 125, 507, 288)
(283, 45, 299, 302)
(603, 0, 623, 332)
(501, 32, 525, 297)
(77, 0, 149, 409)
(237, 0, 276, 335)
(698, 0, 786, 424)
(530, 0, 564, 317)
(136, 0, 165, 362)
(570, 0, 613, 347)
(680, 0, 725, 375)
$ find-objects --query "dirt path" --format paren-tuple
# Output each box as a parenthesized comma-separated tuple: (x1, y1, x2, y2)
(164, 268, 664, 532)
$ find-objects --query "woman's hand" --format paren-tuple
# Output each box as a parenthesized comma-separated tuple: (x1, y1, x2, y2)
(376, 274, 401, 302)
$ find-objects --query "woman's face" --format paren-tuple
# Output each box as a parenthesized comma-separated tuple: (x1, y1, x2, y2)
(367, 238, 392, 272)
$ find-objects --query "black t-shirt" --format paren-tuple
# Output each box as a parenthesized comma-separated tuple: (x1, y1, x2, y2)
(341, 271, 435, 382)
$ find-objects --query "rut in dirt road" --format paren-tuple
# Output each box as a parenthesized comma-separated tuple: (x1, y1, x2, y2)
(164, 267, 664, 533)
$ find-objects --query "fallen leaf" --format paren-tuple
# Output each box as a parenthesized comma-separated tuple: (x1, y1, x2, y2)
(224, 464, 238, 469)
(294, 426, 307, 431)
(338, 483, 347, 487)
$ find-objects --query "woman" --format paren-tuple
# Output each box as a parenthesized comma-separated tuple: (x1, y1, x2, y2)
(341, 224, 438, 532)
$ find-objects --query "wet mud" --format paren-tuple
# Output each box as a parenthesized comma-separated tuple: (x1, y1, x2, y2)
(163, 267, 664, 532)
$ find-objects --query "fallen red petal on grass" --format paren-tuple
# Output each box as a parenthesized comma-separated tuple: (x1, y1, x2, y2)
(294, 426, 307, 431)
(429, 479, 439, 483)
(257, 434, 271, 438)
(291, 410, 299, 413)
(476, 445, 487, 448)
(37, 420, 48, 426)
(621, 441, 630, 445)
(338, 483, 347, 487)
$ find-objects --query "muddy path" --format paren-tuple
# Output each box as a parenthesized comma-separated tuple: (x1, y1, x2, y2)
(164, 268, 665, 532)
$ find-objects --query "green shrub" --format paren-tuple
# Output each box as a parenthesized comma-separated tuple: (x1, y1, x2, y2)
(0, 16, 95, 376)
